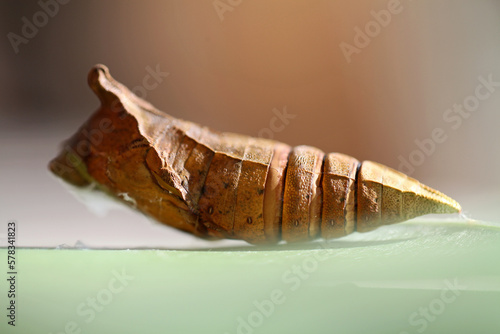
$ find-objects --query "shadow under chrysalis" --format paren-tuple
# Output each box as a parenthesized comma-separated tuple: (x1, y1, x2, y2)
(49, 65, 461, 245)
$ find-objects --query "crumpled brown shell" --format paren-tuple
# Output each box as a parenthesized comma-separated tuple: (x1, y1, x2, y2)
(49, 65, 461, 244)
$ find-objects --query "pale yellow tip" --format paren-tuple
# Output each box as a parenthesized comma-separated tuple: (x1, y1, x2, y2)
(415, 183, 462, 215)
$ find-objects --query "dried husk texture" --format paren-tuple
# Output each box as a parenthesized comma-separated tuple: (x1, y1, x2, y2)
(49, 65, 461, 244)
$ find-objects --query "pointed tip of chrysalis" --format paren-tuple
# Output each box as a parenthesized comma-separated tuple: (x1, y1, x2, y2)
(413, 182, 461, 215)
(356, 161, 462, 232)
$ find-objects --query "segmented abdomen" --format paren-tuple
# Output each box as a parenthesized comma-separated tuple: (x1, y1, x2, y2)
(158, 123, 453, 245)
(50, 65, 461, 245)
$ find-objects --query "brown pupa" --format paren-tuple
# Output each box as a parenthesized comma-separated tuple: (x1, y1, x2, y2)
(49, 65, 461, 244)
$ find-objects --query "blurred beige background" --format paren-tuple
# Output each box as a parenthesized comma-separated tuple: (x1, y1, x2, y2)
(1, 0, 499, 247)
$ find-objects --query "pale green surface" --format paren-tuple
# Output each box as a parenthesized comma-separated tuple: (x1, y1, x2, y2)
(1, 220, 500, 334)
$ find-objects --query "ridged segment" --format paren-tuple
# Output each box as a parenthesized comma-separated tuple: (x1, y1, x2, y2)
(196, 134, 247, 239)
(262, 143, 291, 243)
(321, 153, 359, 239)
(282, 146, 324, 243)
(233, 138, 275, 244)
